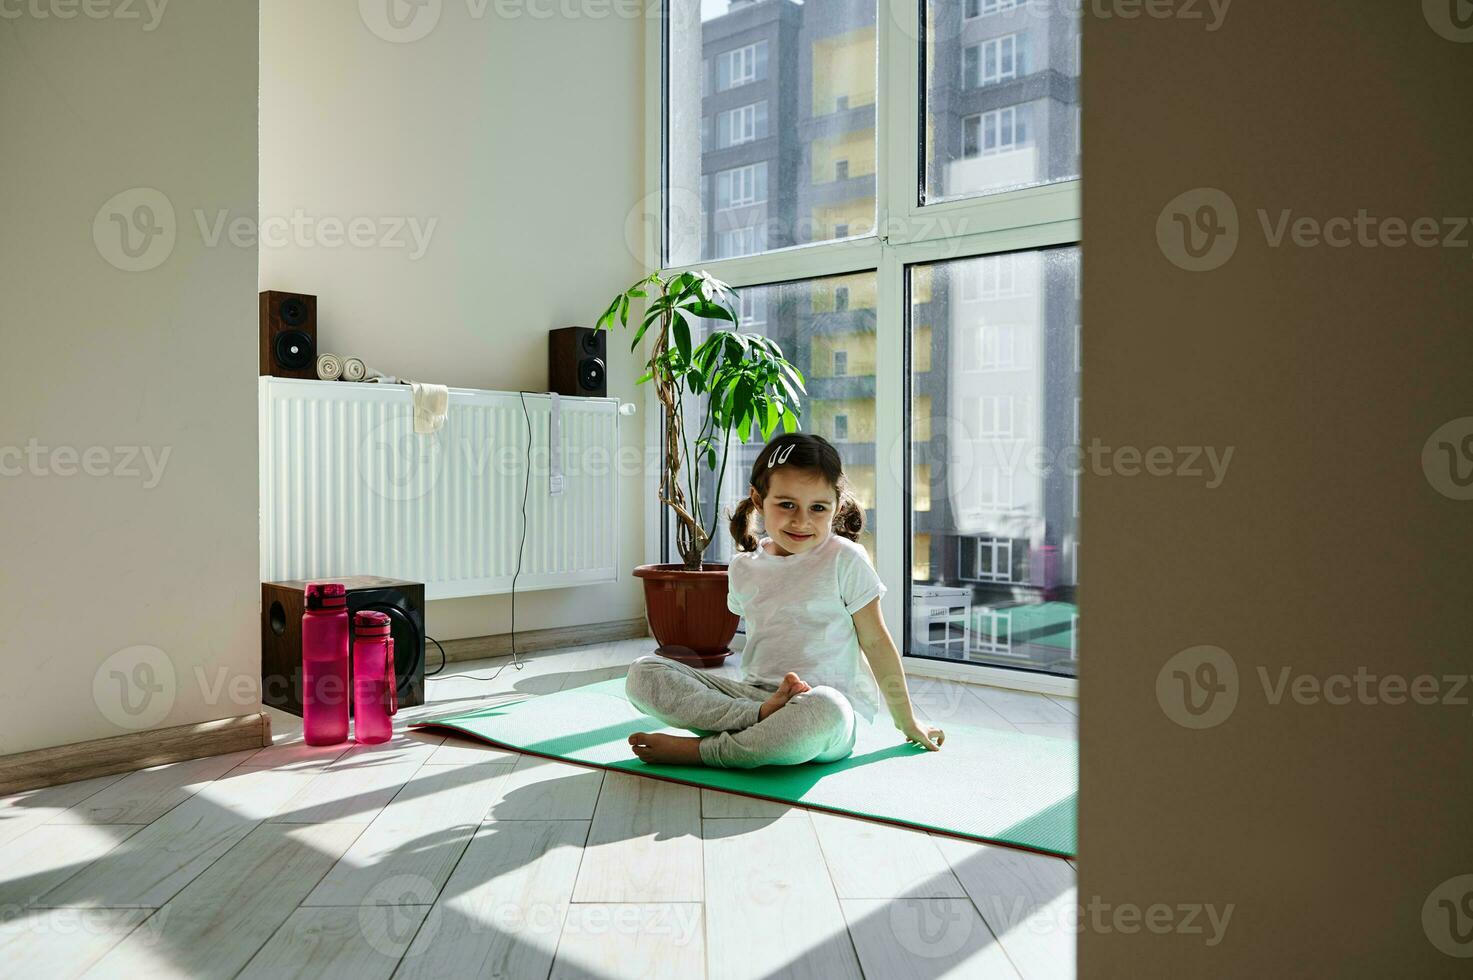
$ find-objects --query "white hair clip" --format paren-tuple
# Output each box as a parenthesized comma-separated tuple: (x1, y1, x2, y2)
(767, 443, 795, 468)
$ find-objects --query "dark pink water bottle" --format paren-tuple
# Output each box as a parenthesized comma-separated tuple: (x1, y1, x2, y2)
(352, 610, 395, 744)
(302, 582, 350, 746)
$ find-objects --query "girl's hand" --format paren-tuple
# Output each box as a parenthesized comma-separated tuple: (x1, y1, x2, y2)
(897, 718, 945, 751)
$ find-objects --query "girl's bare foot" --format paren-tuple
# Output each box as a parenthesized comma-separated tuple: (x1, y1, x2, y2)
(627, 731, 704, 766)
(758, 672, 810, 721)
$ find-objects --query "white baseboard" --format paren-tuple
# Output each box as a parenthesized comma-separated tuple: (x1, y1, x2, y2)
(903, 656, 1078, 699)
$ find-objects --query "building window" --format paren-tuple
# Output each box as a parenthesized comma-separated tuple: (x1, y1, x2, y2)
(834, 222, 849, 239)
(970, 323, 1017, 371)
(975, 537, 1014, 583)
(962, 106, 1029, 158)
(978, 395, 1015, 437)
(970, 607, 1013, 658)
(739, 289, 768, 330)
(716, 163, 768, 210)
(833, 349, 849, 375)
(835, 159, 849, 181)
(959, 253, 1022, 301)
(834, 286, 849, 313)
(964, 35, 1019, 89)
(717, 41, 767, 91)
(718, 102, 767, 147)
(965, 0, 1019, 18)
(716, 225, 763, 259)
(834, 413, 849, 442)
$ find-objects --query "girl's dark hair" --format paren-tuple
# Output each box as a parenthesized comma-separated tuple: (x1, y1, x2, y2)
(728, 432, 864, 552)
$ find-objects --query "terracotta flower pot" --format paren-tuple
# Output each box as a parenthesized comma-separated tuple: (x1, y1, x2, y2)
(632, 563, 740, 668)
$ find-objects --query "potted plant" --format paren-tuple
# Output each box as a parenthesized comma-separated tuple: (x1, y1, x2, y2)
(596, 270, 805, 667)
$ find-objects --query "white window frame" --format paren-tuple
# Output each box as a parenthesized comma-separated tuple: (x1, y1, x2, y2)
(964, 35, 1019, 88)
(971, 322, 1017, 371)
(963, 106, 1029, 159)
(978, 394, 1015, 437)
(642, 1, 1079, 697)
(716, 162, 766, 210)
(973, 536, 1013, 583)
(718, 102, 764, 147)
(719, 42, 762, 90)
(965, 0, 1019, 19)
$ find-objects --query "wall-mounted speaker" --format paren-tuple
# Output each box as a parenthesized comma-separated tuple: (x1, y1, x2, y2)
(549, 326, 606, 397)
(259, 290, 318, 379)
(261, 576, 425, 716)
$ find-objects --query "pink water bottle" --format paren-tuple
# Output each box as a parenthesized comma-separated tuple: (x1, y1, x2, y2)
(352, 610, 396, 744)
(302, 582, 350, 746)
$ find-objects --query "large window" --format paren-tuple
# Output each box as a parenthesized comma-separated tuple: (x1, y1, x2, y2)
(926, 0, 1079, 202)
(667, 0, 877, 267)
(909, 248, 1080, 677)
(682, 274, 880, 570)
(657, 0, 1080, 685)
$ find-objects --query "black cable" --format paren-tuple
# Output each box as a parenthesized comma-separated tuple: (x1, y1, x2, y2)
(423, 634, 448, 676)
(453, 390, 540, 683)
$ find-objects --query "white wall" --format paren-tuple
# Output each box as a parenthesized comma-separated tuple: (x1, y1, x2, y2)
(0, 1, 262, 755)
(259, 1, 650, 641)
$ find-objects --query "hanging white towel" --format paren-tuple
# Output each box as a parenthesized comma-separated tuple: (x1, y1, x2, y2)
(411, 382, 449, 434)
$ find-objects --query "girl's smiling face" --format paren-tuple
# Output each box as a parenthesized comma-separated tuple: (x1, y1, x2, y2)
(752, 468, 838, 557)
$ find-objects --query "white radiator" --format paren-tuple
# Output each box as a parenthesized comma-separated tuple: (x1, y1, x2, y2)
(259, 377, 620, 599)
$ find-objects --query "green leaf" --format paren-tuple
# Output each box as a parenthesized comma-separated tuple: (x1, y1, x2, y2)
(781, 406, 798, 433)
(685, 299, 734, 322)
(707, 447, 717, 469)
(636, 368, 653, 385)
(672, 313, 692, 366)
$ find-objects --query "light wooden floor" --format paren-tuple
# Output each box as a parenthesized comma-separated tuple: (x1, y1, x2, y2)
(0, 638, 1078, 979)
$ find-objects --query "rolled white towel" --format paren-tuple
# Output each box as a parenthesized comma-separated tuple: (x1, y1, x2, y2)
(342, 356, 368, 382)
(316, 352, 343, 381)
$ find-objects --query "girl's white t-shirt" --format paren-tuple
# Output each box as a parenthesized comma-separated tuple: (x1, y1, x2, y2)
(726, 533, 887, 723)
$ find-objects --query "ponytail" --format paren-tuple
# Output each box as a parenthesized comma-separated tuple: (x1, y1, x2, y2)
(728, 497, 759, 552)
(832, 492, 864, 542)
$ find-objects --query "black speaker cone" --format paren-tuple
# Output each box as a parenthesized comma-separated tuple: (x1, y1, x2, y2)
(579, 357, 605, 392)
(275, 329, 314, 370)
(279, 296, 309, 327)
(580, 330, 602, 356)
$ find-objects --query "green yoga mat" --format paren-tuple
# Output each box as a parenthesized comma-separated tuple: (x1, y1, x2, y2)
(411, 677, 1076, 857)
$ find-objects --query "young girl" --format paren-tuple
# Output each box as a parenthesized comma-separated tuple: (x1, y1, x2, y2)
(625, 432, 945, 769)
